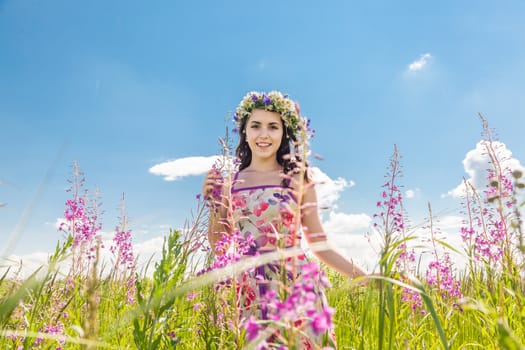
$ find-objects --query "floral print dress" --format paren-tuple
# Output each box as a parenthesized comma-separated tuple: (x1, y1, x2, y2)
(231, 180, 336, 348)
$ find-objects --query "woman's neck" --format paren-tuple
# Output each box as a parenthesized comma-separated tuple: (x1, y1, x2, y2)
(246, 159, 281, 172)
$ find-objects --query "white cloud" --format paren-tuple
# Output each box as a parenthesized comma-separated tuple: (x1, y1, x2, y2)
(132, 236, 166, 274)
(319, 210, 375, 271)
(445, 140, 524, 198)
(303, 168, 378, 270)
(1, 252, 60, 279)
(310, 167, 354, 210)
(436, 215, 463, 231)
(0, 235, 171, 279)
(323, 211, 371, 234)
(51, 217, 68, 230)
(326, 234, 378, 272)
(149, 155, 220, 181)
(412, 214, 467, 269)
(405, 188, 422, 199)
(408, 53, 432, 72)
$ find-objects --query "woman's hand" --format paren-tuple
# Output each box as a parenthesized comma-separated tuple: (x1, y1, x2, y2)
(202, 168, 223, 203)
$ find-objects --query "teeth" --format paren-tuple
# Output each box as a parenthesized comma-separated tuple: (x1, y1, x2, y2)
(257, 143, 271, 147)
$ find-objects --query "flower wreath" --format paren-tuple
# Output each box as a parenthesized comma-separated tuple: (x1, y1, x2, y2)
(233, 91, 305, 136)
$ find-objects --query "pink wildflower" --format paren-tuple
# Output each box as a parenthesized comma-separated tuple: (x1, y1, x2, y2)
(245, 316, 260, 341)
(311, 306, 335, 335)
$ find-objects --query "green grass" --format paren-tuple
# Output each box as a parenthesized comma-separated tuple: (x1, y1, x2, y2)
(1, 226, 524, 349)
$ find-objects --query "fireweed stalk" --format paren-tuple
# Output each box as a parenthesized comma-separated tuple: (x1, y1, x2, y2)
(110, 193, 136, 305)
(460, 115, 523, 287)
(110, 194, 135, 277)
(370, 145, 457, 350)
(58, 161, 103, 276)
(61, 161, 105, 347)
(451, 116, 525, 349)
(372, 145, 413, 349)
(424, 203, 462, 308)
(481, 119, 523, 287)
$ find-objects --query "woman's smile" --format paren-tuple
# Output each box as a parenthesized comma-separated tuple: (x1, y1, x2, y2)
(255, 141, 272, 149)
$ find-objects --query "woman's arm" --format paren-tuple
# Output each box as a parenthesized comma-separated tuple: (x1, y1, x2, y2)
(300, 180, 367, 279)
(202, 169, 231, 253)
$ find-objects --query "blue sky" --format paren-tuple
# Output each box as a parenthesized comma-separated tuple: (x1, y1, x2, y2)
(1, 0, 525, 272)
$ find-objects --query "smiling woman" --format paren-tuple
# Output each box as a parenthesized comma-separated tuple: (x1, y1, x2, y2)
(201, 91, 367, 348)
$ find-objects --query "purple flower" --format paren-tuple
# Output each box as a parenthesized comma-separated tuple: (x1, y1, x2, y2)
(245, 316, 260, 341)
(311, 307, 335, 335)
(60, 161, 103, 270)
(426, 253, 463, 300)
(110, 227, 135, 270)
(401, 287, 423, 312)
(302, 262, 320, 279)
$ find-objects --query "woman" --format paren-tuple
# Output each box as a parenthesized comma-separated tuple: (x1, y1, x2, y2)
(202, 91, 366, 348)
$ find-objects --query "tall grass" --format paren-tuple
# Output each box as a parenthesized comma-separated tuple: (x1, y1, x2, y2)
(1, 117, 524, 349)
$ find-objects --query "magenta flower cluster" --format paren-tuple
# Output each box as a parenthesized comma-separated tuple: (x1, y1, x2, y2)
(59, 195, 102, 261)
(373, 181, 405, 234)
(485, 171, 515, 207)
(460, 220, 504, 262)
(426, 253, 462, 300)
(246, 262, 334, 348)
(110, 227, 135, 271)
(401, 286, 424, 313)
(34, 322, 66, 349)
(461, 167, 515, 263)
(198, 230, 255, 275)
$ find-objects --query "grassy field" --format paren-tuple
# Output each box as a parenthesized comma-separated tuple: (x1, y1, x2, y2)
(1, 119, 524, 349)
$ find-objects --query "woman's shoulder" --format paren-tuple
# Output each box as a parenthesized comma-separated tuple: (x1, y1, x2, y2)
(286, 167, 313, 185)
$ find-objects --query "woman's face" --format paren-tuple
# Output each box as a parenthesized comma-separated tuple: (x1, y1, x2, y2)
(245, 109, 284, 162)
